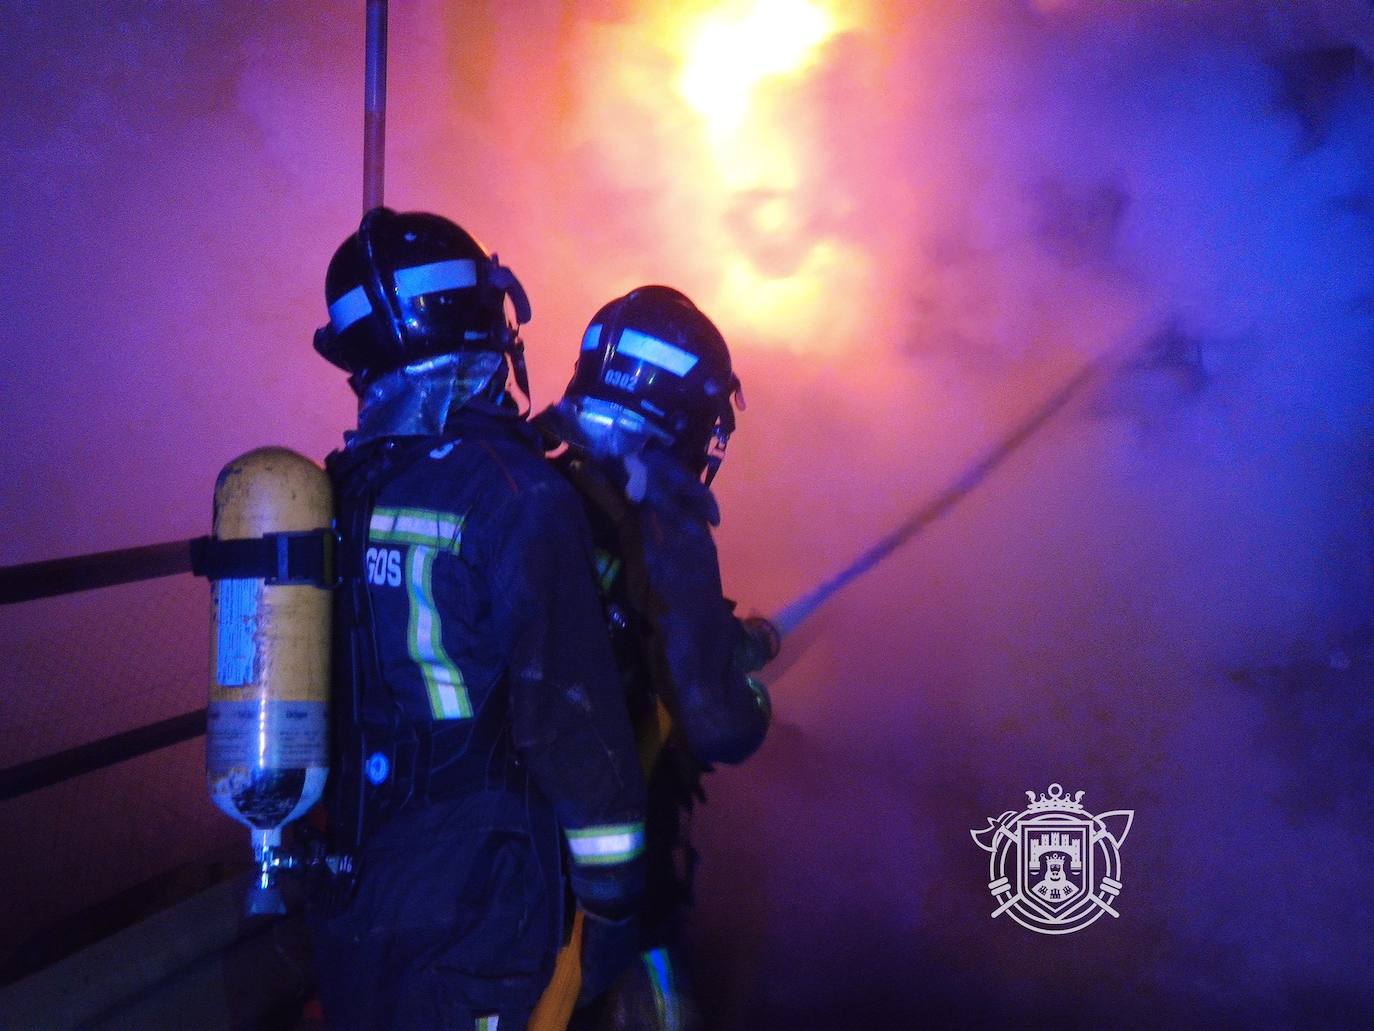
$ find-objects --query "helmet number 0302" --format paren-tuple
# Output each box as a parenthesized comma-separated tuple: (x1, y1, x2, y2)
(366, 547, 403, 588)
(603, 368, 638, 392)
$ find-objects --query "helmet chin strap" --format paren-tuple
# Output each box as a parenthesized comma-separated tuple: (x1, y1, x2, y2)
(504, 328, 532, 414)
(489, 259, 532, 325)
(702, 438, 727, 487)
(702, 456, 723, 487)
(487, 255, 532, 414)
(700, 374, 742, 486)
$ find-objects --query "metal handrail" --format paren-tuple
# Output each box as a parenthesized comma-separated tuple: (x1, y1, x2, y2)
(0, 709, 207, 802)
(0, 539, 208, 799)
(0, 538, 195, 605)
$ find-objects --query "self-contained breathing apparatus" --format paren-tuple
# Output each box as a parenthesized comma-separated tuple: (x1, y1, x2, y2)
(193, 447, 337, 916)
(198, 208, 536, 912)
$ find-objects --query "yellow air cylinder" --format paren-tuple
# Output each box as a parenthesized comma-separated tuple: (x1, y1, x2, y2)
(206, 447, 332, 914)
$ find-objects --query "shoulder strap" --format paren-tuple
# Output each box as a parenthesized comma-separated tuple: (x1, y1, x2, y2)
(325, 437, 439, 857)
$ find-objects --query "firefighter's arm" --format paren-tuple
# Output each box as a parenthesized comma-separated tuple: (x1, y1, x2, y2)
(492, 476, 647, 920)
(633, 453, 771, 765)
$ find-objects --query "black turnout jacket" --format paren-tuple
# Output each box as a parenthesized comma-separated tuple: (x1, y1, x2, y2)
(313, 409, 646, 1028)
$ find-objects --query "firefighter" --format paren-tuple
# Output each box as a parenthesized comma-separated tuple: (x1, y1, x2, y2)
(536, 286, 778, 1029)
(307, 208, 647, 1031)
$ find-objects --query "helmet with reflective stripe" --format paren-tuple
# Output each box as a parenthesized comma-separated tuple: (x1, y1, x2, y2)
(313, 207, 532, 394)
(562, 286, 742, 483)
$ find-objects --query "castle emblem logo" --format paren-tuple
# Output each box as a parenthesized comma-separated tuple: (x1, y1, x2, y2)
(971, 784, 1133, 935)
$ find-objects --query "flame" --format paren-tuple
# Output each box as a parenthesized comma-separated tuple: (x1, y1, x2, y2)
(679, 0, 835, 138)
(667, 1, 871, 354)
(557, 2, 874, 355)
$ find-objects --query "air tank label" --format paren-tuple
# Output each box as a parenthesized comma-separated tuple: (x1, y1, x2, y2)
(216, 579, 259, 686)
(206, 700, 328, 772)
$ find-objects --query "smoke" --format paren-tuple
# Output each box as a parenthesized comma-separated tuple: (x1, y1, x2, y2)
(685, 5, 1374, 1027)
(2, 0, 1374, 1023)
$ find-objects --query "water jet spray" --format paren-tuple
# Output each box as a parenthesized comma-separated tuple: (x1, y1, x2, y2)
(768, 345, 1126, 643)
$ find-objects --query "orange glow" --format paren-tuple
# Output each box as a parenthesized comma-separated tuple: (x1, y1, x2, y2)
(557, 3, 874, 355)
(660, 1, 871, 353)
(679, 0, 835, 138)
(717, 241, 872, 346)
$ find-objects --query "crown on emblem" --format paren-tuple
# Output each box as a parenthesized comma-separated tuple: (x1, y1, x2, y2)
(1024, 783, 1085, 812)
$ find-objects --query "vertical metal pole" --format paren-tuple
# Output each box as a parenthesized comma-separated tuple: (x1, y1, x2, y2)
(363, 0, 388, 212)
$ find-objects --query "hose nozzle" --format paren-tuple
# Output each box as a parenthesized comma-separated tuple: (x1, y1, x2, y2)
(738, 616, 782, 672)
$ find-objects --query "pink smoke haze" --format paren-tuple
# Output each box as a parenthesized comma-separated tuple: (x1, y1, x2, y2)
(3, 2, 1373, 1025)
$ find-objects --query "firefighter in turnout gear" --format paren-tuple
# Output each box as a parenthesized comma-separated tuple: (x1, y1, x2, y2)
(307, 208, 647, 1031)
(536, 286, 778, 1030)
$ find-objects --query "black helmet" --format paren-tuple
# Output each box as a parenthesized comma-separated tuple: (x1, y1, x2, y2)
(562, 286, 741, 483)
(313, 207, 532, 393)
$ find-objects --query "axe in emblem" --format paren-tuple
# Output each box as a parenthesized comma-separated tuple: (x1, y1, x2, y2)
(1090, 809, 1134, 849)
(1084, 810, 1132, 918)
(989, 885, 1027, 919)
(970, 811, 1018, 853)
(1082, 889, 1121, 919)
(972, 813, 1023, 918)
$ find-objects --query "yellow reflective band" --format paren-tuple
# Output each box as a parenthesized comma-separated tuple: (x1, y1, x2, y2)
(370, 506, 464, 555)
(406, 546, 472, 719)
(566, 822, 645, 866)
